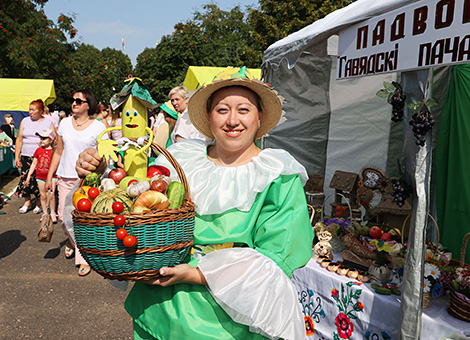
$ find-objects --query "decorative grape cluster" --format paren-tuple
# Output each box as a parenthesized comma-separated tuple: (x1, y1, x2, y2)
(376, 81, 406, 123)
(391, 179, 411, 207)
(409, 106, 435, 147)
(390, 92, 406, 122)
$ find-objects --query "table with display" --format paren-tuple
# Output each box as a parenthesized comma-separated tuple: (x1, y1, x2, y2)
(0, 146, 16, 176)
(293, 257, 470, 340)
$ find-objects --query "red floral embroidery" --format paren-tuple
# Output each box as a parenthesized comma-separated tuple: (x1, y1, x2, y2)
(332, 288, 338, 299)
(304, 315, 315, 336)
(355, 301, 364, 311)
(335, 312, 354, 339)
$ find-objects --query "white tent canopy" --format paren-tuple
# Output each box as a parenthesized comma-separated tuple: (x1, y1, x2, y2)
(264, 0, 420, 68)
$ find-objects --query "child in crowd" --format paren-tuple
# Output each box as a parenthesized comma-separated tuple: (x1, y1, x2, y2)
(25, 129, 58, 223)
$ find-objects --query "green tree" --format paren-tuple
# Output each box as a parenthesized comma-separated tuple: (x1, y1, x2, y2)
(135, 4, 255, 103)
(0, 0, 76, 78)
(135, 21, 209, 103)
(193, 4, 254, 67)
(248, 0, 356, 64)
(65, 44, 132, 108)
(0, 0, 78, 111)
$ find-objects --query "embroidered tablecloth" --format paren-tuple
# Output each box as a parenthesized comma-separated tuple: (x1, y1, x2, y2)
(293, 258, 470, 340)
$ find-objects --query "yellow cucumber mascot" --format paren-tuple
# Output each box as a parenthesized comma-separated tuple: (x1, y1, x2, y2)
(97, 76, 158, 178)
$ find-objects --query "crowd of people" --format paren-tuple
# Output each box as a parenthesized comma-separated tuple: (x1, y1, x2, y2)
(4, 85, 208, 277)
(3, 71, 313, 339)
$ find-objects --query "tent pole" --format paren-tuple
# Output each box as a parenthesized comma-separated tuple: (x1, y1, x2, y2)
(399, 70, 432, 340)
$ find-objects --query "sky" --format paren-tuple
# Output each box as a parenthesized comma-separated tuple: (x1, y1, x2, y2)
(43, 0, 258, 66)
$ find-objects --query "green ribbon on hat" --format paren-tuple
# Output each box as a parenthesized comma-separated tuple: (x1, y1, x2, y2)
(160, 101, 178, 119)
(212, 66, 255, 82)
(110, 76, 159, 111)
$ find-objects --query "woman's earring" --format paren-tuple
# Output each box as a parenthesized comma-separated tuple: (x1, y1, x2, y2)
(258, 121, 261, 129)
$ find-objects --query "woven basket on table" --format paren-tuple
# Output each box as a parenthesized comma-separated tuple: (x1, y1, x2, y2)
(72, 142, 195, 282)
(448, 232, 470, 322)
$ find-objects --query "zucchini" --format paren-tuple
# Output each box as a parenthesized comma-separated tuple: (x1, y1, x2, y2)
(373, 286, 392, 295)
(390, 287, 401, 295)
(167, 181, 185, 209)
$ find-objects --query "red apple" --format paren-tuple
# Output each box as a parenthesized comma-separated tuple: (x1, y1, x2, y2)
(150, 178, 168, 193)
(147, 165, 170, 178)
(369, 226, 383, 239)
(380, 232, 392, 242)
(109, 167, 127, 185)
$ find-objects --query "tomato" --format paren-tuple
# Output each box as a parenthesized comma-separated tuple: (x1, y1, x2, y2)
(87, 187, 100, 201)
(335, 211, 342, 217)
(123, 235, 138, 247)
(128, 179, 138, 187)
(341, 206, 347, 212)
(116, 228, 128, 240)
(77, 198, 92, 212)
(114, 214, 126, 227)
(380, 232, 392, 241)
(369, 226, 383, 239)
(72, 186, 91, 209)
(336, 206, 341, 211)
(112, 201, 124, 214)
(147, 165, 170, 178)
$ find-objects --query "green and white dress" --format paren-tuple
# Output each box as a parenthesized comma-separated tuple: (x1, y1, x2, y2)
(124, 139, 314, 340)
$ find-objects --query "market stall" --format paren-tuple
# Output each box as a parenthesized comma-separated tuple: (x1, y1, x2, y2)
(0, 146, 15, 176)
(182, 66, 261, 91)
(0, 78, 56, 129)
(262, 0, 470, 338)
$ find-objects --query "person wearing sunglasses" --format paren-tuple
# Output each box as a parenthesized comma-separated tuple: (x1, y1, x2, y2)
(45, 89, 109, 277)
(14, 99, 55, 214)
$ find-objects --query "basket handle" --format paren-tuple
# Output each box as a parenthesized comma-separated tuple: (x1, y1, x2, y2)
(460, 232, 470, 267)
(148, 141, 191, 202)
(307, 204, 315, 224)
(320, 193, 353, 220)
(401, 213, 439, 245)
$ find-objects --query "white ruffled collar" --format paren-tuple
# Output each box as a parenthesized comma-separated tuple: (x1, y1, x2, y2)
(160, 139, 307, 215)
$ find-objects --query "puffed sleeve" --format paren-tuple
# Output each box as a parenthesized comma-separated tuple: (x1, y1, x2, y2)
(253, 174, 314, 277)
(197, 174, 313, 339)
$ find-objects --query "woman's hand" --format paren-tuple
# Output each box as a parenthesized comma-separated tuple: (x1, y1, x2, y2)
(142, 264, 207, 286)
(14, 157, 22, 168)
(45, 179, 53, 192)
(76, 148, 107, 178)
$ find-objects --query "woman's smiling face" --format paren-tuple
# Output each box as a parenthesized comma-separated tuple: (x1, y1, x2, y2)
(209, 86, 261, 155)
(170, 93, 187, 113)
(71, 92, 89, 115)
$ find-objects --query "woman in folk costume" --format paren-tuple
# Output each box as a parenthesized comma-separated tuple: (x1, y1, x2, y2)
(76, 67, 314, 340)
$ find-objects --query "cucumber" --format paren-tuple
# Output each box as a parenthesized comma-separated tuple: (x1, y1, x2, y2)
(167, 181, 185, 209)
(373, 286, 392, 295)
(371, 283, 381, 289)
(390, 287, 401, 295)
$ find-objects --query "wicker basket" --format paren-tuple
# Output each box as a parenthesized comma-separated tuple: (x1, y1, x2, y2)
(401, 213, 439, 245)
(448, 232, 470, 322)
(72, 142, 195, 281)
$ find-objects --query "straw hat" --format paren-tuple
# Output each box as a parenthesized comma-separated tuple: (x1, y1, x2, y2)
(188, 67, 283, 140)
(160, 100, 178, 119)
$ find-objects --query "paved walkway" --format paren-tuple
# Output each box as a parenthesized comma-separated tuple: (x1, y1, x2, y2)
(0, 175, 133, 339)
